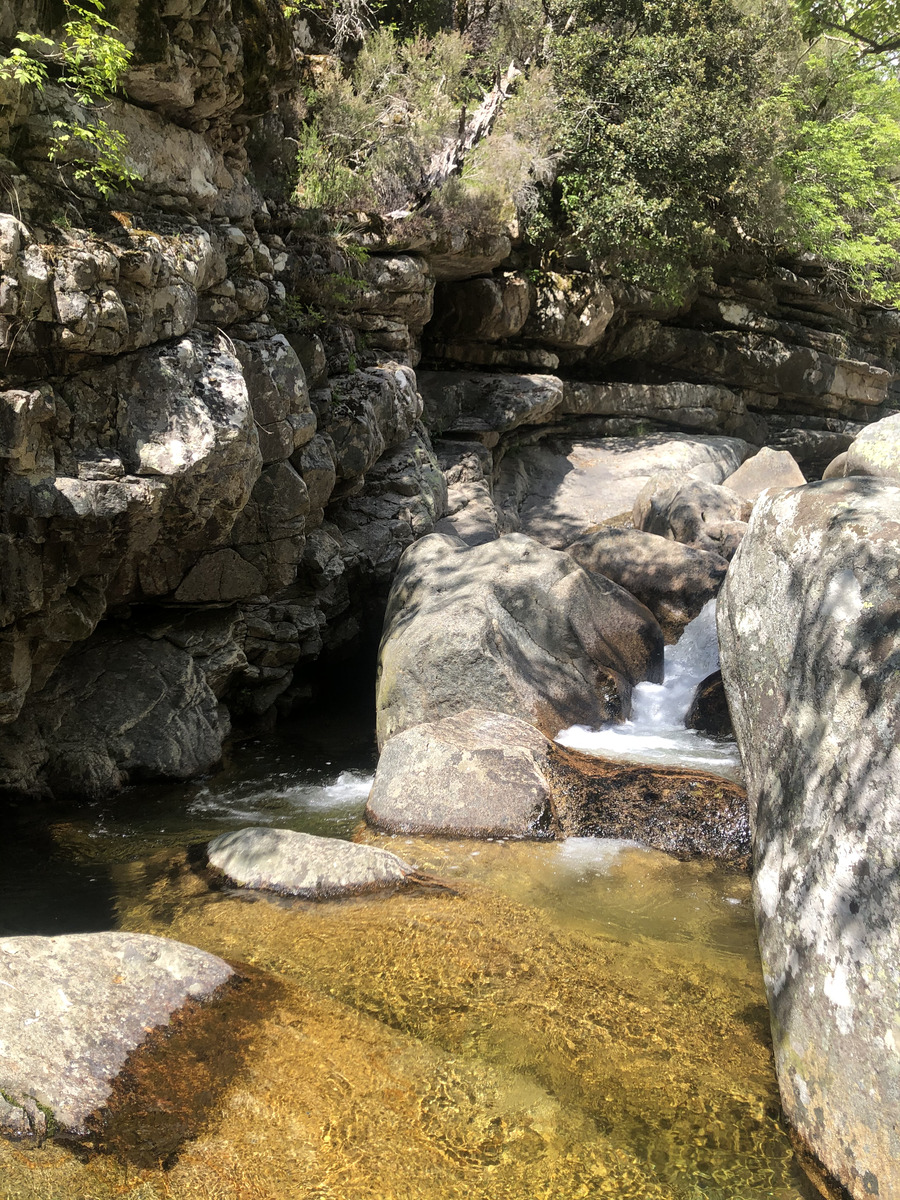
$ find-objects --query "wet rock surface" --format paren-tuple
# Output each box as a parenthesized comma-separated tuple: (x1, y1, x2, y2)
(0, 932, 233, 1137)
(205, 828, 413, 898)
(685, 670, 733, 740)
(549, 745, 750, 866)
(376, 532, 664, 748)
(718, 476, 900, 1199)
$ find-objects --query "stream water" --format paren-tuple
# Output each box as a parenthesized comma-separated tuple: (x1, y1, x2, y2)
(0, 634, 816, 1200)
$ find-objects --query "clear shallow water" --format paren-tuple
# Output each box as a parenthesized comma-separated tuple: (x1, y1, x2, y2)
(0, 701, 813, 1200)
(558, 600, 743, 780)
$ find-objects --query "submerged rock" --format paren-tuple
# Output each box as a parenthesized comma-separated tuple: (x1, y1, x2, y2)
(367, 709, 555, 838)
(376, 532, 664, 748)
(0, 932, 232, 1138)
(549, 745, 749, 866)
(205, 828, 413, 898)
(718, 476, 900, 1199)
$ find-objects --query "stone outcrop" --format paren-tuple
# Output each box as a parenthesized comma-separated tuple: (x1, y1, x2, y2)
(376, 532, 664, 748)
(718, 477, 900, 1199)
(204, 828, 413, 897)
(0, 932, 233, 1137)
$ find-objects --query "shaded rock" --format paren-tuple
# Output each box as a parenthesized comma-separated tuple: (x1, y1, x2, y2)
(376, 533, 664, 748)
(722, 447, 806, 503)
(844, 411, 900, 482)
(685, 671, 732, 740)
(821, 450, 848, 479)
(0, 629, 226, 798)
(367, 709, 555, 838)
(566, 527, 728, 642)
(549, 744, 749, 866)
(633, 478, 751, 559)
(0, 932, 232, 1136)
(522, 273, 614, 350)
(325, 363, 422, 486)
(560, 380, 746, 433)
(495, 433, 751, 549)
(429, 274, 530, 342)
(417, 370, 563, 437)
(717, 476, 900, 1199)
(205, 827, 412, 898)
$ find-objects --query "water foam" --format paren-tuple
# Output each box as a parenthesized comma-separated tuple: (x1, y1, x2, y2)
(557, 599, 742, 779)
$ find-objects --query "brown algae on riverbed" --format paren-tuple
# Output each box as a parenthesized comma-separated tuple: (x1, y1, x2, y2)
(0, 835, 809, 1200)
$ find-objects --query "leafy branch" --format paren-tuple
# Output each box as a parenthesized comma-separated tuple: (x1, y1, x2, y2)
(0, 0, 137, 198)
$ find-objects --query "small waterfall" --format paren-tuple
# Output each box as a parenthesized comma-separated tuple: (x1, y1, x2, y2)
(557, 599, 742, 780)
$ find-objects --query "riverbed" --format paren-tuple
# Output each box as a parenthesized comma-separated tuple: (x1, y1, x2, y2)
(0, 680, 815, 1200)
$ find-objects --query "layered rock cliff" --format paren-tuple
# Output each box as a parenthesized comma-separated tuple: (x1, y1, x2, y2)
(0, 0, 897, 798)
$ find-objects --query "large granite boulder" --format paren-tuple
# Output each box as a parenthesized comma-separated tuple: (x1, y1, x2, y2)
(844, 411, 900, 482)
(0, 932, 232, 1138)
(717, 476, 900, 1199)
(367, 709, 555, 838)
(565, 527, 728, 641)
(376, 533, 664, 748)
(633, 478, 751, 559)
(205, 828, 412, 898)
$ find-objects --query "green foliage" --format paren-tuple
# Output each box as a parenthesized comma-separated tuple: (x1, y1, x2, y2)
(293, 20, 557, 228)
(540, 0, 781, 297)
(0, 0, 136, 198)
(792, 0, 900, 55)
(772, 47, 900, 299)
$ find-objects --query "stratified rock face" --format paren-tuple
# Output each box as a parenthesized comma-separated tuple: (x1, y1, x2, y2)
(0, 932, 233, 1136)
(566, 527, 728, 642)
(367, 709, 555, 838)
(205, 828, 412, 897)
(717, 477, 900, 1199)
(376, 533, 664, 748)
(844, 411, 900, 482)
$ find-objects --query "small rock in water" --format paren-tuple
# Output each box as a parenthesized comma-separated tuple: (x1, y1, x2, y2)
(205, 828, 413, 897)
(0, 932, 233, 1138)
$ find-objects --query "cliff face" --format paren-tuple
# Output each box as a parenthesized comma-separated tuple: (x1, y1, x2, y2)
(0, 0, 896, 798)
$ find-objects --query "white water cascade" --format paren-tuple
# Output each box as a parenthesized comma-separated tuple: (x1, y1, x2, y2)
(557, 599, 742, 780)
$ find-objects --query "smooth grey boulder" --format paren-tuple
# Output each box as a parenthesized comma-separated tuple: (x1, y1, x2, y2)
(566, 527, 728, 641)
(376, 532, 664, 748)
(367, 709, 555, 838)
(0, 932, 233, 1137)
(633, 477, 751, 559)
(206, 828, 412, 897)
(844, 411, 900, 482)
(718, 477, 900, 1200)
(721, 447, 806, 503)
(495, 433, 751, 548)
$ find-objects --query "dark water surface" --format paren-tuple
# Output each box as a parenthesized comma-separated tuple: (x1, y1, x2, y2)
(0, 700, 815, 1200)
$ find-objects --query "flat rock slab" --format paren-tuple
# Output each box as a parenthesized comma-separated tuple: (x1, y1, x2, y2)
(495, 433, 750, 548)
(367, 709, 555, 838)
(0, 932, 233, 1136)
(206, 828, 413, 897)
